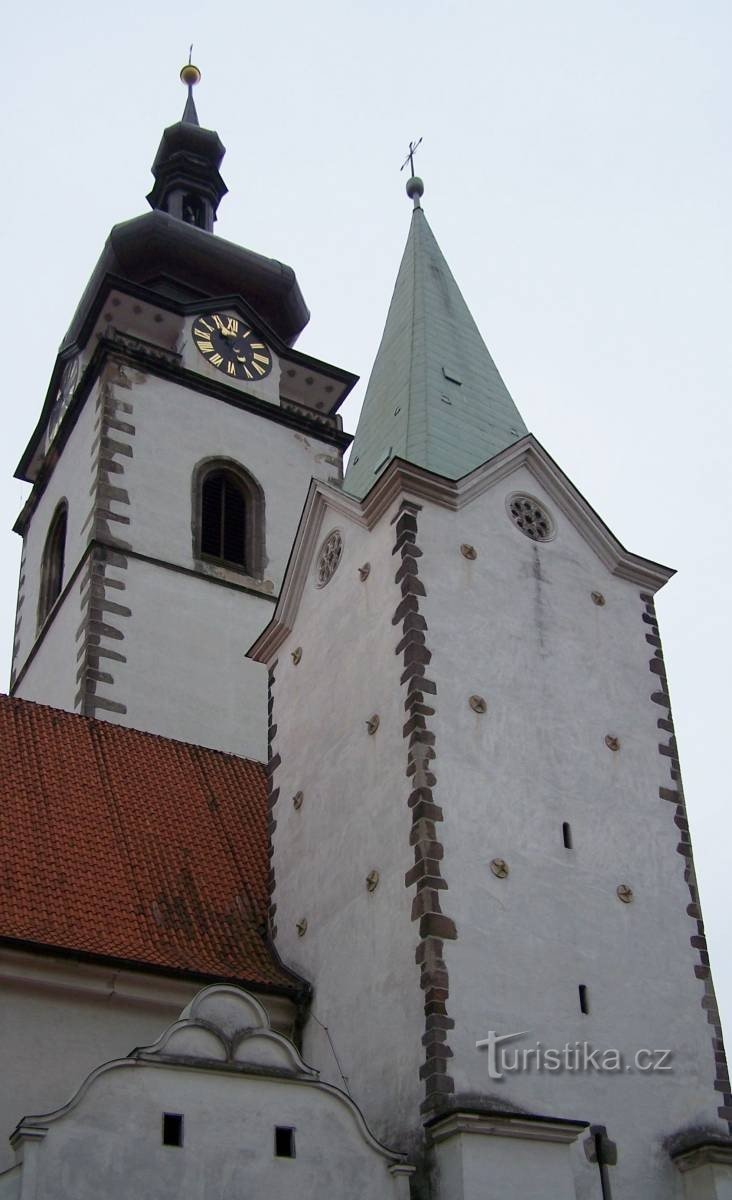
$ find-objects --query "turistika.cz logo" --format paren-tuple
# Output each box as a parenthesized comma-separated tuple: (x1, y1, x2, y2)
(475, 1031, 673, 1081)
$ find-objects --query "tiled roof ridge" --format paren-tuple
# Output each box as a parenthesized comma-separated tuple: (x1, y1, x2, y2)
(0, 692, 302, 992)
(0, 693, 264, 767)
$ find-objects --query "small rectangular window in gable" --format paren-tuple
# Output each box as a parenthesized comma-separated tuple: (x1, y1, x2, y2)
(274, 1126, 296, 1158)
(162, 1113, 184, 1147)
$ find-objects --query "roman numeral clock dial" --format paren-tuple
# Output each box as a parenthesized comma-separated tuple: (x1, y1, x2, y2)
(192, 314, 273, 381)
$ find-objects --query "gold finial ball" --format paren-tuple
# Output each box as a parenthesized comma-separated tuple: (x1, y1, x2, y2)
(180, 63, 201, 87)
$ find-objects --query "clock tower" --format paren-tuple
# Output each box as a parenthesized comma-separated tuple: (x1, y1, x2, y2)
(10, 67, 355, 760)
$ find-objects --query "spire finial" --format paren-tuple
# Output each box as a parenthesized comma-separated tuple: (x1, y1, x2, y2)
(180, 48, 201, 126)
(400, 138, 424, 208)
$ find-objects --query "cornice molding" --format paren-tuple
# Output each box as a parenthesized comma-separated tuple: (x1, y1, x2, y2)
(359, 438, 675, 589)
(0, 936, 305, 1002)
(248, 437, 675, 664)
(0, 944, 206, 1009)
(671, 1138, 732, 1173)
(425, 1108, 587, 1146)
(15, 336, 351, 533)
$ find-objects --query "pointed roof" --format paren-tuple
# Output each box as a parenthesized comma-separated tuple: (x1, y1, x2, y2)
(181, 85, 200, 126)
(146, 62, 228, 231)
(344, 186, 528, 498)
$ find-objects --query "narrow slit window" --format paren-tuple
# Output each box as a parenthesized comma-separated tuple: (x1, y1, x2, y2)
(182, 194, 205, 228)
(274, 1126, 296, 1158)
(562, 822, 573, 850)
(162, 1113, 183, 1147)
(38, 503, 68, 627)
(579, 985, 589, 1015)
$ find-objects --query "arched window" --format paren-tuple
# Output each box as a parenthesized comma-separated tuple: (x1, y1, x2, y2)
(194, 461, 264, 577)
(38, 502, 68, 627)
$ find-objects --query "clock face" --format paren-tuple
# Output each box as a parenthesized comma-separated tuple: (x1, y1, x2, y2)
(192, 313, 273, 382)
(60, 357, 80, 401)
(47, 357, 80, 450)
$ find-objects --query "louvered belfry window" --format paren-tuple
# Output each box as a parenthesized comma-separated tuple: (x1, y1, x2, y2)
(195, 460, 264, 578)
(200, 470, 248, 568)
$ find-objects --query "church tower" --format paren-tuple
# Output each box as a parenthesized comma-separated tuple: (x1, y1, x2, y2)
(251, 172, 732, 1197)
(10, 66, 355, 760)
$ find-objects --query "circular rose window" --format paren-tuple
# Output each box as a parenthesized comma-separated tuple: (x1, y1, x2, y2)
(316, 529, 343, 587)
(507, 494, 555, 542)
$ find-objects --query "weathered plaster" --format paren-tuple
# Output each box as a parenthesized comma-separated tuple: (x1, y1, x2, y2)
(265, 500, 426, 1151)
(2, 985, 413, 1200)
(251, 448, 729, 1197)
(416, 462, 728, 1198)
(0, 948, 298, 1176)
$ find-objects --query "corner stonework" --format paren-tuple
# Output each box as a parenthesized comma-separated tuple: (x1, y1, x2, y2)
(391, 499, 457, 1114)
(10, 538, 28, 689)
(75, 360, 134, 718)
(642, 591, 732, 1130)
(266, 659, 281, 939)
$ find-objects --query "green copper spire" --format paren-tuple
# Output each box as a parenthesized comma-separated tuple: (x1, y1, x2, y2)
(344, 175, 527, 498)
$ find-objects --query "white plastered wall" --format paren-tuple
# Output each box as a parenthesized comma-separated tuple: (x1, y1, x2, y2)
(432, 1128, 578, 1200)
(265, 459, 729, 1198)
(3, 1047, 407, 1200)
(14, 365, 342, 758)
(415, 462, 725, 1200)
(15, 573, 85, 713)
(121, 373, 340, 590)
(0, 950, 295, 1175)
(269, 500, 426, 1151)
(12, 379, 100, 679)
(102, 557, 270, 756)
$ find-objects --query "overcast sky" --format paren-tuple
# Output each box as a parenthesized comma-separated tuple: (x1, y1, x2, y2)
(3, 1, 731, 1050)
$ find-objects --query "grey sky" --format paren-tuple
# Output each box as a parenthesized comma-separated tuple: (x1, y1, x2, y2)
(3, 0, 731, 1048)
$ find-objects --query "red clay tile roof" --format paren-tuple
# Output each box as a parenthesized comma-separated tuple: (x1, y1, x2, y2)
(0, 695, 301, 992)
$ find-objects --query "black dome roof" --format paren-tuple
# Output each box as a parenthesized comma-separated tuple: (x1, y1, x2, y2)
(62, 210, 310, 351)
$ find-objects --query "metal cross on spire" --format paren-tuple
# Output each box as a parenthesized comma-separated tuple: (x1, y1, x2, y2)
(401, 138, 425, 208)
(400, 138, 423, 178)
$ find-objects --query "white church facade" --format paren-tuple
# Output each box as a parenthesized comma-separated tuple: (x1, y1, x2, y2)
(0, 66, 730, 1199)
